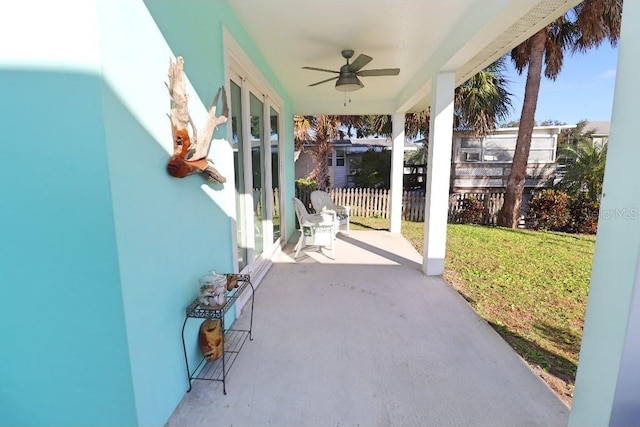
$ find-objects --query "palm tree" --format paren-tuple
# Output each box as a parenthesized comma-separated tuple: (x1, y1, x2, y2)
(294, 115, 314, 151)
(373, 58, 512, 140)
(557, 140, 608, 202)
(309, 115, 340, 189)
(334, 115, 378, 138)
(294, 115, 342, 189)
(373, 111, 430, 140)
(454, 57, 513, 136)
(498, 0, 621, 227)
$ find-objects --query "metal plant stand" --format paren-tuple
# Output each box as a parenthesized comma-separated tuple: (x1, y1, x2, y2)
(180, 274, 254, 394)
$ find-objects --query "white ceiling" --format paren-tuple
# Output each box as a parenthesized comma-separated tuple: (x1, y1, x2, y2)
(227, 0, 579, 115)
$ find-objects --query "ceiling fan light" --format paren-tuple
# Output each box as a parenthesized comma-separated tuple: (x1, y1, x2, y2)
(335, 75, 363, 91)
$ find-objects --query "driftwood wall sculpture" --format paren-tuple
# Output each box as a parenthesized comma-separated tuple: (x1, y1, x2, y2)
(166, 56, 228, 184)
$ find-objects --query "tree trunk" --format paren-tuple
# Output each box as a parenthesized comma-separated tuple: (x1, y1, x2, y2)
(311, 140, 332, 190)
(498, 28, 547, 228)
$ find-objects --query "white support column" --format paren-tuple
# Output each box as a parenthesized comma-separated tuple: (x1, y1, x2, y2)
(423, 72, 455, 276)
(569, 3, 640, 426)
(389, 113, 405, 234)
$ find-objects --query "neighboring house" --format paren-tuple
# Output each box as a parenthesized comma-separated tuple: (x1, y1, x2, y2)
(295, 138, 419, 188)
(451, 125, 573, 193)
(297, 125, 572, 193)
(584, 120, 610, 148)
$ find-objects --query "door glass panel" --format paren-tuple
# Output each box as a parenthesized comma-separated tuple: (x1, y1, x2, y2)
(270, 107, 280, 243)
(250, 93, 265, 258)
(230, 81, 247, 270)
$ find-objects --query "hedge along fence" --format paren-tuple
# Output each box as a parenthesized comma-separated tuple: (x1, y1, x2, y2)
(294, 186, 506, 224)
(448, 192, 505, 226)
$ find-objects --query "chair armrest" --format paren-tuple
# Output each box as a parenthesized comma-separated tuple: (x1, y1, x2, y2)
(327, 204, 349, 215)
(305, 212, 335, 225)
(339, 206, 350, 215)
(319, 210, 337, 223)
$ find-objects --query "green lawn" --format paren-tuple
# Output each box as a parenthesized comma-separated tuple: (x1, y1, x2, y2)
(350, 216, 596, 403)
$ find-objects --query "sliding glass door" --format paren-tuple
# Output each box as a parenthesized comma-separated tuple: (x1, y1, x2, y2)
(249, 93, 265, 258)
(270, 107, 280, 242)
(229, 71, 283, 273)
(230, 80, 247, 271)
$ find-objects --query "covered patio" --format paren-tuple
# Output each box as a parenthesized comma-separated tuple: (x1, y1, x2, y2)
(4, 0, 640, 425)
(167, 231, 568, 427)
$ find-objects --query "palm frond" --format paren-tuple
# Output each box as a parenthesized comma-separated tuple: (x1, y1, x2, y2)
(454, 57, 513, 135)
(557, 140, 607, 202)
(573, 0, 622, 52)
(294, 115, 315, 150)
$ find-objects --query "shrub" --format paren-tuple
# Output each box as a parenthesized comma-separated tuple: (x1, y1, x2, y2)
(294, 179, 318, 209)
(295, 178, 317, 190)
(350, 149, 392, 189)
(456, 196, 485, 225)
(526, 189, 570, 231)
(565, 196, 599, 234)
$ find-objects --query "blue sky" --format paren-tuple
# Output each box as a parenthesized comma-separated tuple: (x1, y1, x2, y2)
(502, 43, 619, 125)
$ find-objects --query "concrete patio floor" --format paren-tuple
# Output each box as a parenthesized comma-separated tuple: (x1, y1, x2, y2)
(167, 231, 569, 427)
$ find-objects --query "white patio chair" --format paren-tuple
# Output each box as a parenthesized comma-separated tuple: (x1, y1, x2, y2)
(310, 190, 350, 234)
(292, 197, 335, 259)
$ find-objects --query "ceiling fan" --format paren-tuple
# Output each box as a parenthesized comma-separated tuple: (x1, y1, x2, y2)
(303, 49, 400, 91)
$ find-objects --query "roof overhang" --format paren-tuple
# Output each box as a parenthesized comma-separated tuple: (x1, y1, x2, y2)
(227, 0, 581, 115)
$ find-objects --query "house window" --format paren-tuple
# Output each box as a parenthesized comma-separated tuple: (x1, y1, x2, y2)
(460, 138, 481, 162)
(327, 154, 333, 166)
(528, 149, 554, 162)
(461, 138, 481, 148)
(464, 152, 481, 162)
(461, 135, 556, 163)
(336, 149, 345, 166)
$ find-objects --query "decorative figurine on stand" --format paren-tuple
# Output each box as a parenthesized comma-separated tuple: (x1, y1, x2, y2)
(197, 270, 228, 362)
(198, 270, 227, 308)
(225, 273, 240, 291)
(199, 319, 223, 361)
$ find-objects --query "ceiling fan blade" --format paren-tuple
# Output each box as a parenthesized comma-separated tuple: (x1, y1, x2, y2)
(302, 66, 339, 74)
(358, 68, 400, 77)
(348, 54, 373, 72)
(309, 76, 339, 87)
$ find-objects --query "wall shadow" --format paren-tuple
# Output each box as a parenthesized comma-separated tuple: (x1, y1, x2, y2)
(0, 67, 237, 426)
(337, 233, 422, 269)
(488, 321, 578, 386)
(349, 219, 390, 231)
(534, 321, 582, 357)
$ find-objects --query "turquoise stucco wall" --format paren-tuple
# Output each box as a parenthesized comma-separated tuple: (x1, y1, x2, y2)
(1, 1, 294, 426)
(0, 2, 137, 426)
(0, 69, 138, 427)
(95, 1, 237, 424)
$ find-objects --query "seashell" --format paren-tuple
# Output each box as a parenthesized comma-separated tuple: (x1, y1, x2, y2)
(214, 293, 226, 306)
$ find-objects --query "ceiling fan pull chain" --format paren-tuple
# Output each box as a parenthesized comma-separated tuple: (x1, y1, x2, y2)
(343, 90, 353, 107)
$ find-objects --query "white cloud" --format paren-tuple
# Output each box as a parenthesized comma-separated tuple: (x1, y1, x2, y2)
(598, 69, 617, 79)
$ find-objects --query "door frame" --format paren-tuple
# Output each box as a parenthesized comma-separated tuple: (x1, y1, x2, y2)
(224, 28, 286, 284)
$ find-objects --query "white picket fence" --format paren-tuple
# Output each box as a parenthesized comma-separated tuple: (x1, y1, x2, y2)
(293, 187, 505, 223)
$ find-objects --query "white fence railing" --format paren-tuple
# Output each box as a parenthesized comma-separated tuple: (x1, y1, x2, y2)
(294, 187, 506, 223)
